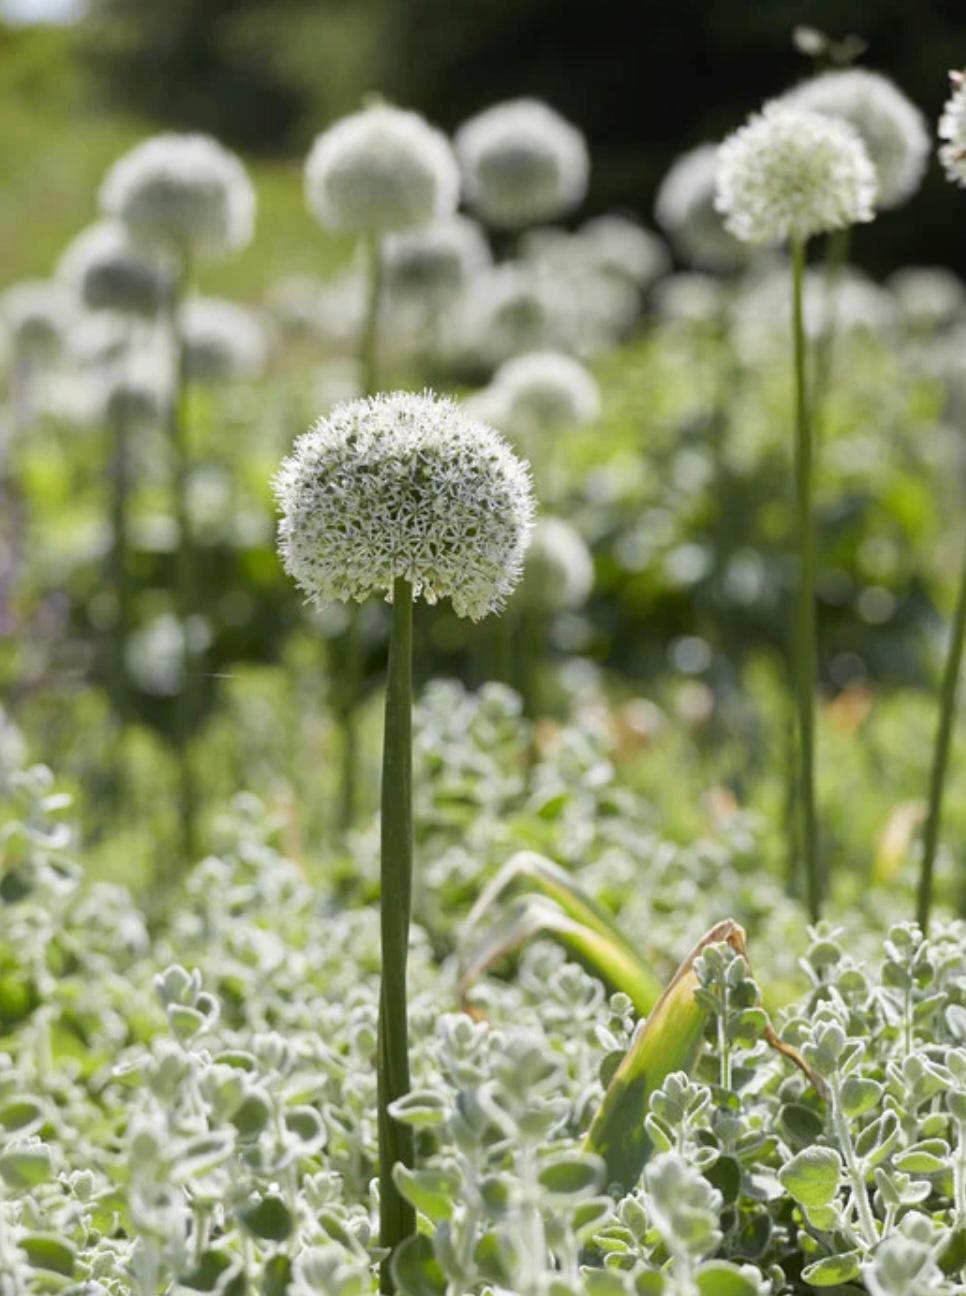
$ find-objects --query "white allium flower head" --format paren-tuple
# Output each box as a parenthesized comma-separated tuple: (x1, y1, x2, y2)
(939, 71, 966, 187)
(778, 69, 929, 209)
(100, 133, 256, 259)
(181, 297, 269, 383)
(519, 229, 640, 352)
(274, 391, 535, 620)
(449, 262, 576, 368)
(0, 279, 75, 359)
(304, 103, 459, 235)
(887, 266, 965, 332)
(455, 98, 589, 229)
(522, 516, 594, 613)
(653, 272, 724, 325)
(102, 349, 172, 426)
(58, 221, 171, 317)
(655, 144, 747, 270)
(492, 349, 600, 435)
(733, 264, 895, 359)
(384, 215, 491, 304)
(578, 215, 670, 289)
(715, 105, 877, 245)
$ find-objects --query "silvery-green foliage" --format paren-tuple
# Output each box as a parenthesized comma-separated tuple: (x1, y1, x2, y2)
(0, 279, 75, 360)
(655, 143, 748, 272)
(58, 220, 172, 317)
(181, 296, 269, 383)
(304, 103, 459, 235)
(778, 69, 929, 209)
(716, 105, 878, 245)
(274, 391, 535, 620)
(520, 516, 595, 614)
(100, 132, 256, 259)
(456, 98, 589, 229)
(939, 71, 966, 188)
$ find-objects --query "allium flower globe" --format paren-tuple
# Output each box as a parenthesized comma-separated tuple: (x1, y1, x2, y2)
(578, 215, 669, 289)
(939, 71, 966, 187)
(652, 272, 724, 325)
(778, 69, 929, 209)
(450, 263, 573, 368)
(100, 133, 255, 259)
(304, 104, 459, 235)
(102, 351, 172, 426)
(181, 298, 269, 383)
(888, 267, 965, 332)
(521, 516, 595, 613)
(0, 280, 75, 359)
(715, 106, 877, 245)
(655, 144, 747, 270)
(455, 99, 589, 228)
(58, 221, 171, 317)
(492, 349, 600, 435)
(274, 392, 535, 620)
(384, 215, 491, 304)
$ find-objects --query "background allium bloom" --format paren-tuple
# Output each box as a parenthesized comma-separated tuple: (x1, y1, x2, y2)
(181, 297, 269, 383)
(888, 266, 965, 332)
(384, 215, 491, 303)
(578, 215, 669, 289)
(455, 98, 589, 228)
(100, 133, 255, 260)
(274, 391, 535, 620)
(304, 104, 459, 235)
(0, 279, 75, 359)
(655, 143, 747, 271)
(939, 73, 966, 187)
(521, 516, 595, 613)
(58, 221, 171, 317)
(779, 69, 929, 209)
(101, 350, 172, 426)
(715, 106, 877, 245)
(492, 349, 600, 435)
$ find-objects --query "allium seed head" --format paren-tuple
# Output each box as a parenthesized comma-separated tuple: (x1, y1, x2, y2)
(492, 349, 600, 436)
(181, 298, 269, 383)
(715, 105, 877, 245)
(521, 516, 595, 613)
(274, 391, 535, 620)
(455, 99, 589, 229)
(58, 221, 172, 317)
(100, 133, 256, 259)
(778, 69, 929, 209)
(1, 279, 75, 360)
(304, 103, 459, 235)
(939, 71, 966, 188)
(578, 215, 670, 289)
(656, 144, 747, 271)
(384, 215, 491, 304)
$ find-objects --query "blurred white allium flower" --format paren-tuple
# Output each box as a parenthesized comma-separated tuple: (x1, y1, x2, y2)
(67, 310, 129, 367)
(887, 266, 965, 332)
(0, 279, 75, 359)
(778, 69, 929, 209)
(58, 220, 171, 317)
(265, 275, 327, 338)
(274, 391, 535, 620)
(101, 349, 172, 426)
(448, 262, 575, 368)
(655, 143, 747, 270)
(520, 229, 640, 351)
(492, 349, 600, 435)
(521, 516, 595, 612)
(578, 214, 670, 289)
(304, 103, 459, 235)
(100, 133, 256, 259)
(733, 264, 895, 359)
(652, 272, 725, 325)
(939, 71, 966, 187)
(181, 298, 269, 383)
(715, 106, 877, 245)
(455, 98, 589, 228)
(384, 215, 491, 304)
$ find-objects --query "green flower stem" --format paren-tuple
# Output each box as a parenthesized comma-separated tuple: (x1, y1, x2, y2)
(106, 371, 132, 772)
(378, 575, 416, 1291)
(163, 252, 198, 867)
(790, 234, 820, 922)
(917, 535, 966, 931)
(811, 225, 852, 437)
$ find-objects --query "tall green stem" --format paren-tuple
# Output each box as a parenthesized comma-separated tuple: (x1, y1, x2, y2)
(377, 576, 415, 1291)
(791, 236, 820, 921)
(107, 381, 132, 735)
(811, 226, 851, 438)
(917, 537, 966, 931)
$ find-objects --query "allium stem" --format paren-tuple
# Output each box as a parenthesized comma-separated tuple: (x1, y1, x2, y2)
(811, 226, 851, 437)
(107, 375, 132, 732)
(790, 235, 820, 921)
(378, 575, 416, 1290)
(917, 534, 966, 932)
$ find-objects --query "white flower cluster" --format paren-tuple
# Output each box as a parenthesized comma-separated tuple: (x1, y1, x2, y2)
(655, 144, 747, 270)
(447, 263, 574, 369)
(887, 266, 965, 333)
(939, 71, 966, 188)
(0, 279, 75, 359)
(384, 215, 491, 304)
(521, 516, 595, 613)
(578, 215, 669, 289)
(58, 220, 171, 317)
(101, 349, 172, 426)
(304, 103, 459, 235)
(715, 106, 877, 245)
(491, 349, 600, 436)
(274, 391, 535, 620)
(456, 99, 589, 228)
(519, 229, 641, 349)
(100, 133, 256, 260)
(778, 69, 929, 209)
(181, 297, 269, 383)
(652, 272, 725, 325)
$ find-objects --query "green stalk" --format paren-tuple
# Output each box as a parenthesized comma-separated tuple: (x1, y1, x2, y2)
(163, 252, 197, 867)
(917, 537, 966, 931)
(810, 226, 851, 438)
(106, 374, 132, 757)
(377, 576, 416, 1291)
(790, 235, 820, 922)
